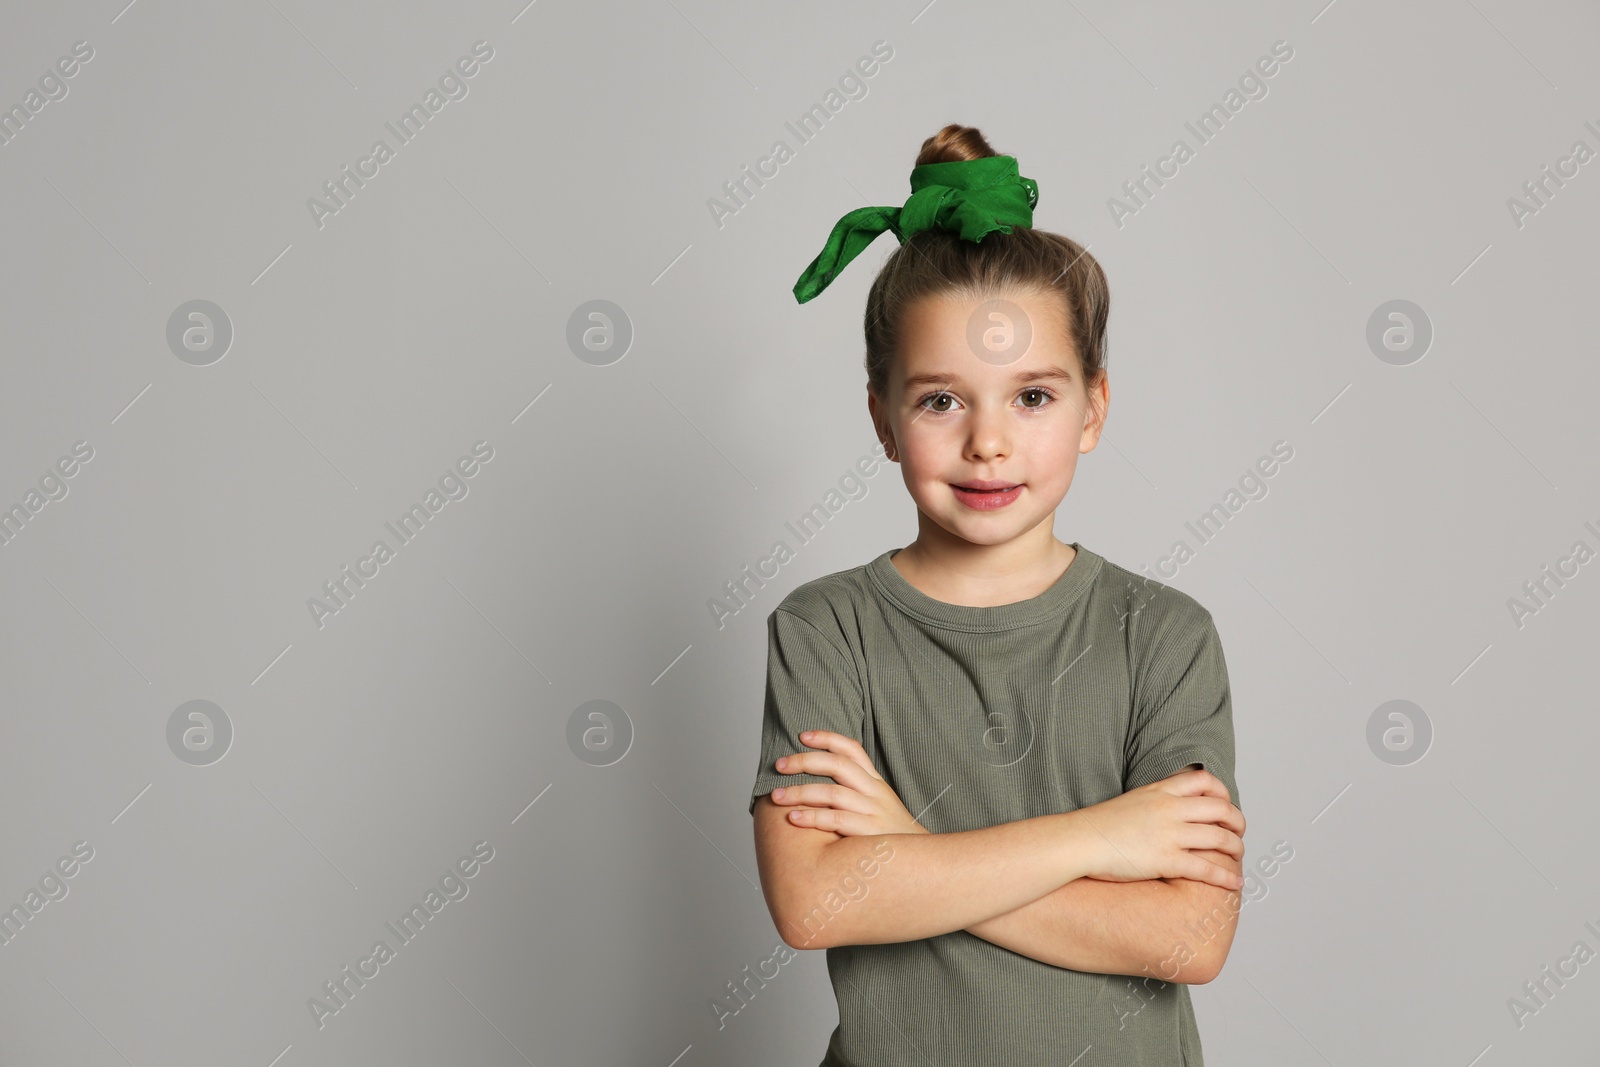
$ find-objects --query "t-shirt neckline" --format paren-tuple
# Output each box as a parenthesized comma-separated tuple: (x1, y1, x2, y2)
(865, 543, 1103, 632)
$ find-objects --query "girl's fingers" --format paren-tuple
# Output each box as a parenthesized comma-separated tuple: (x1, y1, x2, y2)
(1203, 826, 1245, 859)
(1182, 823, 1242, 859)
(786, 806, 857, 835)
(777, 748, 880, 798)
(801, 730, 884, 781)
(1174, 796, 1244, 835)
(1161, 767, 1229, 799)
(1190, 797, 1245, 834)
(1206, 861, 1246, 891)
(771, 781, 873, 816)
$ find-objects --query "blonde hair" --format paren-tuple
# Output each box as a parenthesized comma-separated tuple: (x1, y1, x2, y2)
(863, 124, 1110, 399)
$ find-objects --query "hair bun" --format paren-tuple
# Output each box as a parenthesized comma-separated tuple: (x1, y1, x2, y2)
(916, 124, 998, 166)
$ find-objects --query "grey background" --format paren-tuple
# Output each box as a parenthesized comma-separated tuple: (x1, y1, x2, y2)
(1, 0, 1597, 1064)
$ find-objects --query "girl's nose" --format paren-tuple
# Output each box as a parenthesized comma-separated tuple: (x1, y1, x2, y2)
(965, 408, 1010, 459)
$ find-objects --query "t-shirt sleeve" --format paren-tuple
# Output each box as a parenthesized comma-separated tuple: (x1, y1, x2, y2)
(747, 606, 867, 816)
(1123, 607, 1241, 812)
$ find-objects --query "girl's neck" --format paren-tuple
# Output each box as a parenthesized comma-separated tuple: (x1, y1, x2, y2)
(891, 529, 1078, 608)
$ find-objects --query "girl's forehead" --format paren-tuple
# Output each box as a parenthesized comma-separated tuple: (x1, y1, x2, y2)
(892, 292, 1079, 386)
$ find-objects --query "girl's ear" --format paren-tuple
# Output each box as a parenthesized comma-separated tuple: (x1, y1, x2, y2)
(1079, 372, 1110, 449)
(866, 387, 897, 461)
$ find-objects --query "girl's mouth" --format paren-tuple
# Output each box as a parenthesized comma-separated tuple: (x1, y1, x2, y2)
(952, 484, 1023, 509)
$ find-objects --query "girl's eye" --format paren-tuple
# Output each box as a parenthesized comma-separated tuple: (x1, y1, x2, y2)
(915, 387, 1057, 413)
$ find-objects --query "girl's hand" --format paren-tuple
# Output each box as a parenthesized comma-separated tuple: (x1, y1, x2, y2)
(1071, 767, 1246, 889)
(1079, 766, 1242, 882)
(767, 730, 931, 837)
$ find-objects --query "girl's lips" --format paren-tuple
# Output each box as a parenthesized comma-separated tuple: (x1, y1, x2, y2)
(952, 484, 1023, 510)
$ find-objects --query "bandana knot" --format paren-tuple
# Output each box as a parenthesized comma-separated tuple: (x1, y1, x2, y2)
(792, 155, 1038, 304)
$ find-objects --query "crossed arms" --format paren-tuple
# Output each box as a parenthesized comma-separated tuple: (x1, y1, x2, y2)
(752, 733, 1246, 984)
(960, 790, 1244, 983)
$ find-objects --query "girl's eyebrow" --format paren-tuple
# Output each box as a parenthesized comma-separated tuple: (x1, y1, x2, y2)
(902, 367, 1075, 389)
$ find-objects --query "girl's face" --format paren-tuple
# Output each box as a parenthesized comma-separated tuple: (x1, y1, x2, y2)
(868, 288, 1108, 551)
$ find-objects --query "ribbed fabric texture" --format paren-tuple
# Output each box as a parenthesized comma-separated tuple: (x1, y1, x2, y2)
(749, 544, 1240, 1067)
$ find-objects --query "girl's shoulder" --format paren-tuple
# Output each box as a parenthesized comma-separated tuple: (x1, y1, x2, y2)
(1091, 551, 1219, 640)
(767, 554, 881, 633)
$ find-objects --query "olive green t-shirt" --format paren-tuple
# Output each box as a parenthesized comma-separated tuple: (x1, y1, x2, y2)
(748, 543, 1241, 1067)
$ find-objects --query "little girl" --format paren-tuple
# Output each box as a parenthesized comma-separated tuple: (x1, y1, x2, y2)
(748, 124, 1247, 1067)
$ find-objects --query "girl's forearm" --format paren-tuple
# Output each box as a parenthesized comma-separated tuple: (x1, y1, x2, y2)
(965, 847, 1244, 982)
(964, 877, 1192, 978)
(781, 810, 1096, 950)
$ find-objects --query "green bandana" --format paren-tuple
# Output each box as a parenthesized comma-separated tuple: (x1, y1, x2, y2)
(791, 154, 1039, 304)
